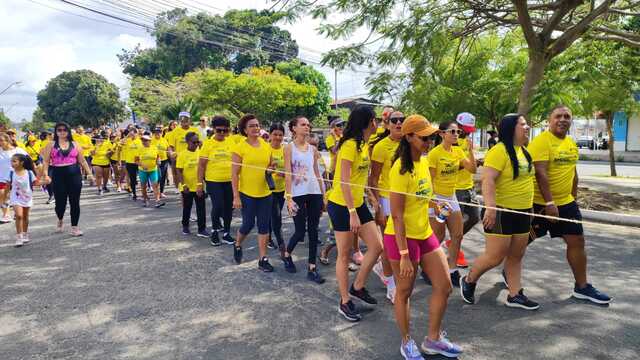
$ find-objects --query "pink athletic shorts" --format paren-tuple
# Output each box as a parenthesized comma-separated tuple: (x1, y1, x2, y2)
(383, 233, 440, 262)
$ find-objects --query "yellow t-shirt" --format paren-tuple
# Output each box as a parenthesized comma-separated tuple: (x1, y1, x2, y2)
(484, 143, 534, 209)
(124, 138, 142, 164)
(137, 145, 159, 171)
(39, 139, 50, 155)
(167, 126, 199, 154)
(201, 137, 233, 182)
(176, 148, 200, 192)
(232, 139, 272, 198)
(325, 134, 340, 174)
(384, 158, 434, 239)
(91, 141, 112, 166)
(110, 141, 121, 161)
(270, 146, 285, 193)
(528, 131, 579, 206)
(76, 134, 94, 156)
(371, 136, 400, 198)
(328, 139, 370, 207)
(228, 134, 245, 145)
(151, 137, 169, 161)
(25, 142, 41, 161)
(455, 137, 474, 190)
(427, 144, 466, 196)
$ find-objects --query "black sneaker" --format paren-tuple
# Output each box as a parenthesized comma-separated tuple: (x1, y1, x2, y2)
(282, 256, 297, 273)
(209, 231, 221, 246)
(258, 257, 274, 272)
(450, 270, 461, 288)
(103, 187, 110, 193)
(338, 300, 362, 322)
(197, 229, 210, 238)
(154, 201, 166, 208)
(132, 195, 137, 202)
(222, 233, 235, 245)
(267, 238, 277, 250)
(421, 271, 432, 286)
(182, 226, 191, 235)
(307, 269, 325, 284)
(233, 246, 243, 264)
(506, 289, 540, 310)
(572, 283, 612, 304)
(349, 284, 377, 305)
(460, 275, 477, 304)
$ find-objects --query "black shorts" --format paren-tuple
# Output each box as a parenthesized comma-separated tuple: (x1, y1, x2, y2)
(532, 201, 584, 238)
(94, 164, 110, 169)
(327, 201, 373, 232)
(110, 160, 118, 165)
(482, 207, 532, 236)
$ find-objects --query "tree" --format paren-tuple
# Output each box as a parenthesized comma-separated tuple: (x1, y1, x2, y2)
(286, 0, 640, 116)
(118, 9, 299, 80)
(275, 60, 332, 122)
(569, 40, 640, 176)
(0, 110, 11, 128)
(128, 77, 184, 123)
(37, 70, 126, 128)
(20, 107, 55, 133)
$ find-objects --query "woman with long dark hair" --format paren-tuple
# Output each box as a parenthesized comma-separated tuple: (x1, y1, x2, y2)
(427, 120, 476, 287)
(122, 128, 142, 201)
(268, 123, 286, 252)
(281, 116, 326, 283)
(460, 114, 539, 310)
(327, 105, 383, 322)
(385, 115, 462, 359)
(41, 122, 93, 236)
(0, 133, 28, 223)
(231, 114, 274, 272)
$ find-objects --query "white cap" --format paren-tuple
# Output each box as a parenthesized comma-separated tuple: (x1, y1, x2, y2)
(456, 112, 476, 132)
(179, 111, 191, 118)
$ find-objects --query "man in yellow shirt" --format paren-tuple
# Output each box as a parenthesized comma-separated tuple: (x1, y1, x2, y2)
(528, 105, 611, 305)
(325, 117, 344, 176)
(177, 131, 207, 237)
(151, 127, 170, 198)
(167, 111, 199, 158)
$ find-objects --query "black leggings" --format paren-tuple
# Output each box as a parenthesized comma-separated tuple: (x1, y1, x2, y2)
(206, 181, 232, 233)
(270, 191, 285, 245)
(51, 164, 83, 226)
(182, 192, 206, 232)
(287, 194, 323, 265)
(159, 160, 169, 193)
(45, 167, 54, 197)
(126, 163, 138, 195)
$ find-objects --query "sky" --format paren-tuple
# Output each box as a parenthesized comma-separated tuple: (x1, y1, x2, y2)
(0, 0, 371, 123)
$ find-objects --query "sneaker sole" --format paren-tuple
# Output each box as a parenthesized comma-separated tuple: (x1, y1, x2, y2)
(420, 346, 460, 358)
(222, 240, 235, 245)
(338, 307, 361, 322)
(209, 241, 221, 247)
(259, 266, 274, 273)
(504, 301, 540, 310)
(459, 277, 474, 304)
(571, 291, 612, 304)
(196, 234, 209, 238)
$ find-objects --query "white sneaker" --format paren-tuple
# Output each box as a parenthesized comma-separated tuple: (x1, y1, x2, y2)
(1, 215, 12, 223)
(386, 283, 396, 304)
(373, 261, 389, 286)
(14, 234, 24, 247)
(22, 233, 30, 244)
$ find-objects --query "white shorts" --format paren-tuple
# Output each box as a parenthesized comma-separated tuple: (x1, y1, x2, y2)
(380, 197, 391, 217)
(428, 193, 461, 217)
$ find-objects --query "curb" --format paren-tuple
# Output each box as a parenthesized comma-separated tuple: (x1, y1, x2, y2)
(474, 195, 640, 227)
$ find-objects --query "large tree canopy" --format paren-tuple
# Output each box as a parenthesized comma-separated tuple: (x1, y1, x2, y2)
(0, 110, 11, 128)
(118, 9, 299, 80)
(285, 0, 640, 116)
(37, 70, 126, 128)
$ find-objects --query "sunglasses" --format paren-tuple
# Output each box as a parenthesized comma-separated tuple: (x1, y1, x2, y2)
(56, 128, 68, 133)
(389, 117, 405, 124)
(334, 123, 344, 128)
(420, 134, 438, 142)
(444, 129, 463, 135)
(215, 128, 230, 133)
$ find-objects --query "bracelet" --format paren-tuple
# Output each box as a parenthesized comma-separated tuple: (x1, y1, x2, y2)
(399, 249, 409, 255)
(545, 201, 555, 206)
(347, 208, 357, 214)
(285, 193, 292, 199)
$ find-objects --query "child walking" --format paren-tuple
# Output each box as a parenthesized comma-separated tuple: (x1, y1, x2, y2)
(7, 154, 38, 247)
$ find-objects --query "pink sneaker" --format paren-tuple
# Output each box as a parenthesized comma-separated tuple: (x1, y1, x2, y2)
(70, 227, 84, 237)
(352, 251, 364, 265)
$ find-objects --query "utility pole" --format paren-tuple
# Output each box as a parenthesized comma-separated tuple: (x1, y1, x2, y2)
(0, 81, 22, 96)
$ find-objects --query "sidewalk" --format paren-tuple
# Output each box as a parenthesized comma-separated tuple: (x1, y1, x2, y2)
(579, 149, 640, 162)
(580, 176, 640, 198)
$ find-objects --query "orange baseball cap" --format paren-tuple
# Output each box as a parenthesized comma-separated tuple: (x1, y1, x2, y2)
(401, 115, 439, 136)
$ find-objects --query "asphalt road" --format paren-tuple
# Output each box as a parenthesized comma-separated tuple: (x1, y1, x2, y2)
(577, 160, 640, 177)
(1, 187, 639, 360)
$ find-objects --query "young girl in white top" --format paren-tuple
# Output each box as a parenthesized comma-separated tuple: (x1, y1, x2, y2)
(7, 153, 38, 247)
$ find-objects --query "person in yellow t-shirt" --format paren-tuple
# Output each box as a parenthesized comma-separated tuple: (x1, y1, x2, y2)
(266, 123, 286, 251)
(527, 105, 610, 304)
(136, 134, 164, 208)
(24, 136, 41, 163)
(369, 110, 404, 302)
(427, 120, 476, 286)
(121, 128, 142, 200)
(151, 127, 170, 198)
(74, 126, 94, 161)
(325, 117, 344, 176)
(231, 114, 274, 271)
(176, 131, 206, 236)
(382, 115, 461, 356)
(198, 116, 235, 245)
(167, 112, 199, 158)
(453, 113, 480, 259)
(326, 105, 382, 320)
(460, 113, 540, 310)
(90, 134, 113, 195)
(108, 133, 122, 192)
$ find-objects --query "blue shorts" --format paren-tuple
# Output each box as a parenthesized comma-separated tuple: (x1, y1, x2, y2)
(139, 169, 159, 184)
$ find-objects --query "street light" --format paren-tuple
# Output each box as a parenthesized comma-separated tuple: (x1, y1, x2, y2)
(0, 81, 22, 96)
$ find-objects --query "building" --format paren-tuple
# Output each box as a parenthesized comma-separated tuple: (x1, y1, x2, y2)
(330, 97, 382, 110)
